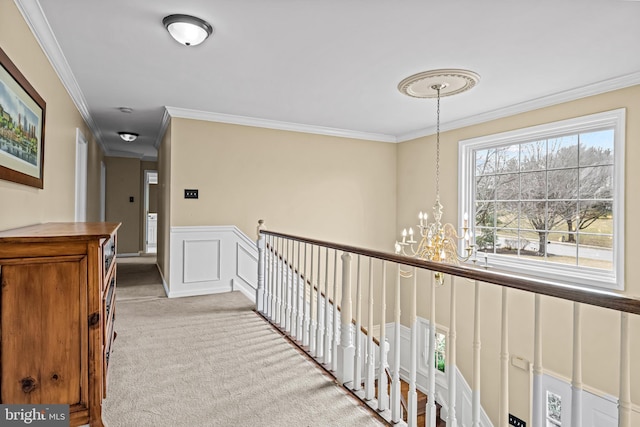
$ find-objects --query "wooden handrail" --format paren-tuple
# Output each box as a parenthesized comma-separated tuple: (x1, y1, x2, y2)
(261, 230, 640, 316)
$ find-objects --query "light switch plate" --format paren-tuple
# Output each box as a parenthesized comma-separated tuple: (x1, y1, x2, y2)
(184, 189, 198, 199)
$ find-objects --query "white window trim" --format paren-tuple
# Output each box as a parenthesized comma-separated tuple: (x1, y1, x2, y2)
(458, 108, 625, 291)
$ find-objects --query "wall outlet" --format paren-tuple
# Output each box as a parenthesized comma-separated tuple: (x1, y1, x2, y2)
(509, 414, 526, 427)
(184, 189, 198, 199)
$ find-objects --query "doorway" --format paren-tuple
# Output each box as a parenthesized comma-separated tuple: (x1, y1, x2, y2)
(144, 170, 158, 254)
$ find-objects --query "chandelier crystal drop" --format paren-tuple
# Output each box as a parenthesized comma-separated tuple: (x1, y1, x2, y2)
(395, 70, 480, 284)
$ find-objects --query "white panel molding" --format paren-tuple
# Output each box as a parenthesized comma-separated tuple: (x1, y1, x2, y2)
(165, 106, 397, 143)
(182, 239, 220, 283)
(168, 225, 258, 299)
(397, 71, 640, 143)
(14, 0, 107, 154)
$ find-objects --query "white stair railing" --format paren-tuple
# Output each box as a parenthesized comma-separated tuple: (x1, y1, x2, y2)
(256, 223, 640, 427)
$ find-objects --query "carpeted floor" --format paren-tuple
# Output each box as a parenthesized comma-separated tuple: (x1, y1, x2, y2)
(103, 257, 385, 427)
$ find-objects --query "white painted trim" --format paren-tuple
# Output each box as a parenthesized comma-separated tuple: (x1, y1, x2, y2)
(168, 225, 258, 299)
(397, 71, 640, 142)
(165, 106, 397, 143)
(385, 319, 494, 427)
(458, 108, 625, 291)
(117, 252, 141, 257)
(74, 128, 88, 222)
(158, 263, 170, 297)
(155, 108, 171, 149)
(14, 0, 107, 155)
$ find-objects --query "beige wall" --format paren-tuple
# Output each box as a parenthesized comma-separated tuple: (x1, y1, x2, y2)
(105, 157, 141, 254)
(397, 85, 640, 424)
(169, 118, 397, 251)
(0, 0, 100, 230)
(86, 136, 105, 221)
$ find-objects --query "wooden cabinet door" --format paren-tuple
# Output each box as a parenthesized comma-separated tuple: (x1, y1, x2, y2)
(0, 256, 88, 411)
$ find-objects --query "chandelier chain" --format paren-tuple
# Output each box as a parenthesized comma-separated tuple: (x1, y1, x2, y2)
(435, 86, 441, 202)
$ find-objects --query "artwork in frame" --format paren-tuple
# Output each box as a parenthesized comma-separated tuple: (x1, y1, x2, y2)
(0, 46, 46, 189)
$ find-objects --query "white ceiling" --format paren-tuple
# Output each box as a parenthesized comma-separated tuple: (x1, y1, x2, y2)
(17, 0, 640, 160)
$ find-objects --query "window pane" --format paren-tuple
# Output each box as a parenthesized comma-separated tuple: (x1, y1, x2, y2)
(435, 332, 446, 373)
(548, 135, 578, 169)
(579, 129, 614, 167)
(548, 201, 577, 232)
(578, 234, 613, 270)
(519, 201, 546, 231)
(476, 202, 494, 227)
(548, 169, 578, 199)
(521, 171, 546, 200)
(548, 232, 577, 266)
(495, 202, 518, 228)
(546, 391, 562, 423)
(496, 228, 519, 256)
(476, 175, 495, 201)
(578, 201, 612, 234)
(476, 227, 496, 252)
(579, 166, 613, 199)
(496, 174, 519, 200)
(496, 145, 519, 173)
(520, 140, 547, 171)
(520, 230, 542, 256)
(476, 149, 496, 176)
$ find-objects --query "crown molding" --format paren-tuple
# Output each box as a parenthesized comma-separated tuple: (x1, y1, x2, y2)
(165, 106, 398, 143)
(396, 71, 640, 142)
(154, 108, 171, 149)
(14, 0, 107, 155)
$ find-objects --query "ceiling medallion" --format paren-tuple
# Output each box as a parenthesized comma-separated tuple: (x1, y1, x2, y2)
(398, 69, 480, 98)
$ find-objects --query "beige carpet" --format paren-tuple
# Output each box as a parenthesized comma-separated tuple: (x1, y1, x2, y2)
(103, 258, 385, 427)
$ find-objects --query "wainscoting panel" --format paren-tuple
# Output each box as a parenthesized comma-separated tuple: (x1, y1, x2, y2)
(169, 226, 258, 299)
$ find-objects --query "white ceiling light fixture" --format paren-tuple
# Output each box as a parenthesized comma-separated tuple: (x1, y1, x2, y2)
(118, 132, 139, 142)
(163, 14, 213, 47)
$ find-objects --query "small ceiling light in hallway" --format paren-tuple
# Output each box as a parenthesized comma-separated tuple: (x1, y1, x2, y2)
(163, 14, 213, 46)
(118, 132, 139, 142)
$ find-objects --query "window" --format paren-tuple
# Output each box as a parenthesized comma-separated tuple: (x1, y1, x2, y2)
(459, 109, 625, 290)
(546, 390, 562, 426)
(435, 331, 446, 373)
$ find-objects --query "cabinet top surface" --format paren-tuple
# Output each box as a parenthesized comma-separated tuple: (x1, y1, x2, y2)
(0, 222, 121, 243)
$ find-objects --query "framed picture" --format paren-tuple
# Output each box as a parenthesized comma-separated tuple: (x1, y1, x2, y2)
(0, 46, 46, 188)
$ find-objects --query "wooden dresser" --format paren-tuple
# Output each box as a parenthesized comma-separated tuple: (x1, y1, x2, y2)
(0, 222, 120, 427)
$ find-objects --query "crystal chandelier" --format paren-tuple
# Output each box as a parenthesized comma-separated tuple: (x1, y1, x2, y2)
(395, 70, 480, 282)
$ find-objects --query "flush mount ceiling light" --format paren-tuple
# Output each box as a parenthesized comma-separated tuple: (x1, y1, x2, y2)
(163, 14, 213, 46)
(118, 132, 139, 142)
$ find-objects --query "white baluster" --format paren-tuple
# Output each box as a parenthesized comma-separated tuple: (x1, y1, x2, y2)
(315, 247, 324, 359)
(331, 250, 339, 372)
(309, 245, 316, 355)
(289, 239, 296, 334)
(571, 302, 582, 427)
(353, 255, 363, 391)
(364, 258, 375, 401)
(265, 235, 272, 319)
(407, 267, 418, 427)
(448, 277, 458, 427)
(337, 252, 354, 385)
(378, 261, 388, 412)
(619, 312, 631, 427)
(284, 239, 291, 332)
(269, 235, 276, 321)
(323, 247, 331, 365)
(274, 237, 281, 325)
(293, 240, 301, 340)
(472, 281, 482, 427)
(302, 243, 310, 347)
(390, 265, 402, 423)
(532, 294, 543, 427)
(256, 221, 266, 313)
(279, 238, 286, 326)
(426, 272, 436, 427)
(499, 287, 509, 427)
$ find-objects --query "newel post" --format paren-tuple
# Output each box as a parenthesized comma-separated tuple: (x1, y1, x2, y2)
(256, 219, 266, 313)
(337, 251, 354, 385)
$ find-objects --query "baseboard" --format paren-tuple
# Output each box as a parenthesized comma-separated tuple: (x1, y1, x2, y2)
(157, 263, 170, 298)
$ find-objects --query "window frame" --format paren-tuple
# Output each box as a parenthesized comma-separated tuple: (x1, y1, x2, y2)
(458, 109, 625, 291)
